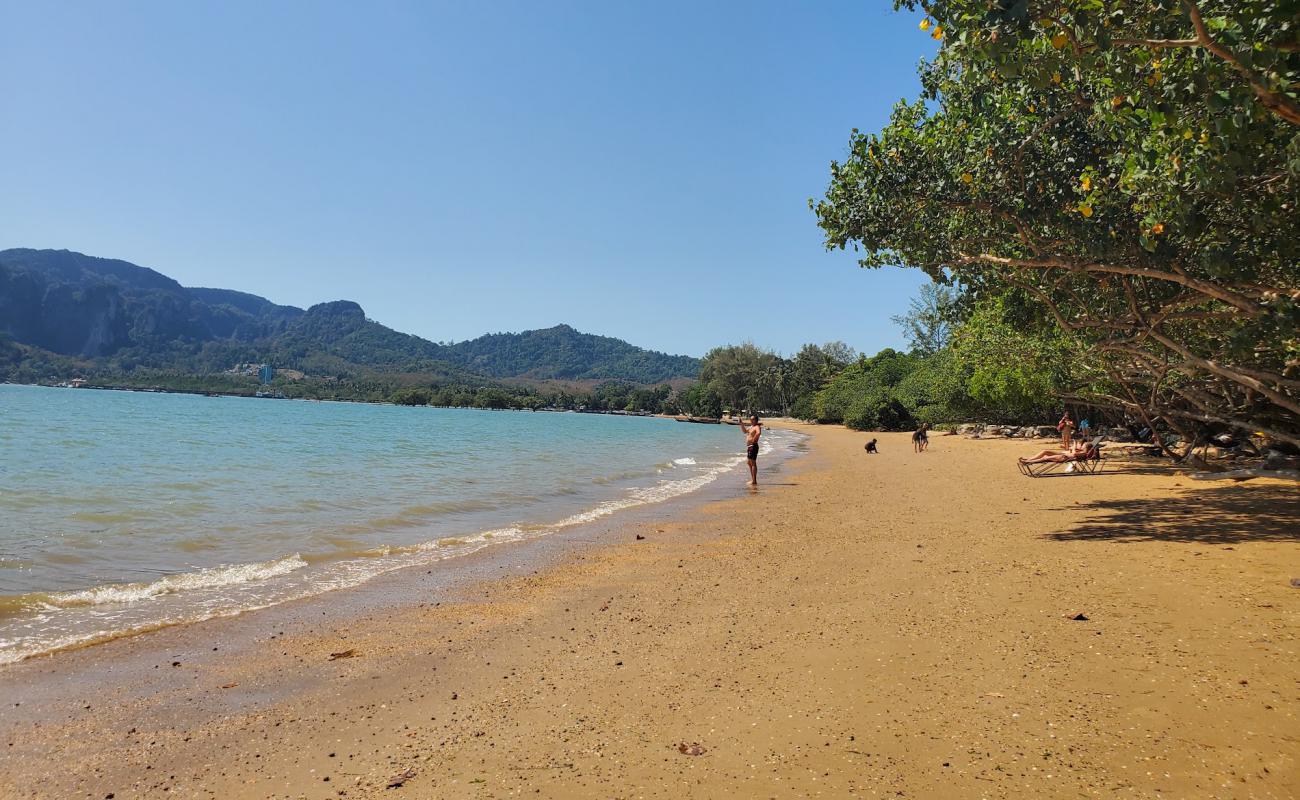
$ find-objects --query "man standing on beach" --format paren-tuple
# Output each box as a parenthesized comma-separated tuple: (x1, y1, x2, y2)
(740, 414, 762, 486)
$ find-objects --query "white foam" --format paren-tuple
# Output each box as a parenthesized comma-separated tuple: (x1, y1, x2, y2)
(672, 457, 697, 466)
(44, 554, 308, 608)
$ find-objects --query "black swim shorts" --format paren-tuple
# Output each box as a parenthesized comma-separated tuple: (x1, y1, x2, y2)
(747, 443, 759, 460)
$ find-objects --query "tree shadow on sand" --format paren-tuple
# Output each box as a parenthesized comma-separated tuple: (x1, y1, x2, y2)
(1044, 483, 1300, 544)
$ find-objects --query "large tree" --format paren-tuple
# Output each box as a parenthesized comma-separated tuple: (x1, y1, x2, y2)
(815, 0, 1300, 449)
(891, 282, 962, 356)
(699, 343, 786, 415)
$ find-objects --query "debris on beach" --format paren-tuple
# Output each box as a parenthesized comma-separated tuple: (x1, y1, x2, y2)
(220, 683, 238, 689)
(677, 742, 706, 756)
(1068, 613, 1089, 621)
(386, 767, 416, 788)
(1290, 578, 1300, 588)
(327, 648, 357, 661)
(635, 534, 645, 540)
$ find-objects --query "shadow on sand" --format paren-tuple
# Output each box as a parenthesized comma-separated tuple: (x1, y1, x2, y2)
(1044, 483, 1300, 544)
(1029, 464, 1172, 478)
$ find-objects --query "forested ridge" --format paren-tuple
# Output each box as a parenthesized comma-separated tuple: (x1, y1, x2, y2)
(0, 249, 701, 396)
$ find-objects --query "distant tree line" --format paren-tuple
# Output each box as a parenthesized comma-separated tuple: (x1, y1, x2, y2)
(689, 281, 1071, 431)
(5, 289, 1071, 430)
(388, 382, 676, 413)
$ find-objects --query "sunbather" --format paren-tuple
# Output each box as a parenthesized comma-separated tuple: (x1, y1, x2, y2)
(1019, 440, 1092, 465)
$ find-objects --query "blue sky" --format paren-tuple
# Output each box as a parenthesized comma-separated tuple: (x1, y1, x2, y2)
(1, 1, 937, 358)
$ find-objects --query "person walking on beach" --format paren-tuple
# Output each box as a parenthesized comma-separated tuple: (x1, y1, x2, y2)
(740, 414, 762, 486)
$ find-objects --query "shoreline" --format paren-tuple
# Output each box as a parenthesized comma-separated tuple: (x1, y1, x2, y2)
(2, 425, 1297, 798)
(0, 431, 805, 668)
(1, 387, 802, 666)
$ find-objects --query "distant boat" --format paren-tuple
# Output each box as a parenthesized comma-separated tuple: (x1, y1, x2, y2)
(674, 415, 722, 424)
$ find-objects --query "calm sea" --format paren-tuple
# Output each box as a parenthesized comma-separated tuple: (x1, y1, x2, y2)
(0, 384, 796, 664)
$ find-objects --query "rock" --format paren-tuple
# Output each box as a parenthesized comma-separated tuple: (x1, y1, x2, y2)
(1036, 425, 1058, 438)
(386, 768, 416, 788)
(677, 742, 706, 756)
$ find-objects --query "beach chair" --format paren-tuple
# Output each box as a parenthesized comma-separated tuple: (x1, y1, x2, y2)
(1017, 440, 1105, 478)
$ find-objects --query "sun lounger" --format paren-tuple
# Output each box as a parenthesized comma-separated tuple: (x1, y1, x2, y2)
(1017, 441, 1106, 477)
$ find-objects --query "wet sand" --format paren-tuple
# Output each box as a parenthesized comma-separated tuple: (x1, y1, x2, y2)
(2, 423, 1297, 799)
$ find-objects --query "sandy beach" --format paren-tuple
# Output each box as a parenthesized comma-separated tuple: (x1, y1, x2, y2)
(2, 423, 1297, 799)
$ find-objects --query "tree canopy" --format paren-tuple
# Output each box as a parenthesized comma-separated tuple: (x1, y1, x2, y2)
(815, 0, 1299, 448)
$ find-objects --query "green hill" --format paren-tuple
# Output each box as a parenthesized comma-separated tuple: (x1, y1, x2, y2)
(0, 249, 699, 386)
(441, 324, 699, 383)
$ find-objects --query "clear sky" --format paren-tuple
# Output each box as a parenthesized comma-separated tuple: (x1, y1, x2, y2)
(1, 1, 937, 358)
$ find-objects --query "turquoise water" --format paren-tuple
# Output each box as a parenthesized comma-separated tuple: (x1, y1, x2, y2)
(0, 384, 794, 663)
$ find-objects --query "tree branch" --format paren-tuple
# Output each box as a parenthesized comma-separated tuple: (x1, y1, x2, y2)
(1144, 327, 1300, 416)
(954, 251, 1266, 312)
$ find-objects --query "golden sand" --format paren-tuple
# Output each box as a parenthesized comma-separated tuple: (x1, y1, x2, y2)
(1, 423, 1296, 798)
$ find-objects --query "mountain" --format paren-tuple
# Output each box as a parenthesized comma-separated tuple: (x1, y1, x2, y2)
(0, 248, 300, 358)
(0, 249, 700, 384)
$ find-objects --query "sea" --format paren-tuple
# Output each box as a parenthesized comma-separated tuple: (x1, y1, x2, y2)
(0, 384, 798, 665)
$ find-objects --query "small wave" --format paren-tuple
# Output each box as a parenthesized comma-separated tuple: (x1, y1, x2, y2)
(359, 527, 523, 558)
(554, 455, 745, 528)
(44, 554, 308, 608)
